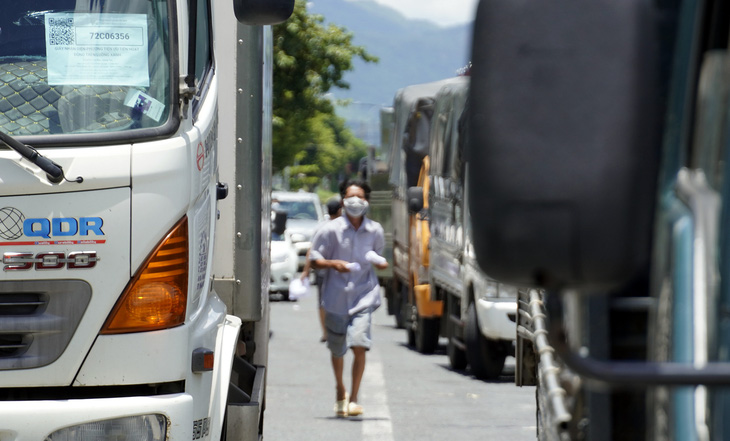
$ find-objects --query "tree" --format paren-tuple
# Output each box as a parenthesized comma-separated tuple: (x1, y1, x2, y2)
(272, 0, 377, 180)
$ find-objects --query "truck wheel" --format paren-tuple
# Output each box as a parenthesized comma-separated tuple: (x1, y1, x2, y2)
(394, 284, 407, 329)
(446, 291, 467, 369)
(447, 335, 467, 369)
(447, 304, 467, 369)
(416, 316, 439, 354)
(407, 304, 416, 347)
(465, 302, 506, 380)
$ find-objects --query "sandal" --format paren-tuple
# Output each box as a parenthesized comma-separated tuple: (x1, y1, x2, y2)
(347, 401, 363, 417)
(334, 393, 349, 418)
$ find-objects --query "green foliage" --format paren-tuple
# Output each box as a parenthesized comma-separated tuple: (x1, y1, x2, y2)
(272, 0, 376, 185)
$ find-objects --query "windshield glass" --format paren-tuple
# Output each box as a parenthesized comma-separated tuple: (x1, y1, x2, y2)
(276, 200, 318, 220)
(0, 0, 171, 137)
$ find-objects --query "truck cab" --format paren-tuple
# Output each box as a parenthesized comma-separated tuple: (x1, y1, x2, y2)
(0, 0, 292, 439)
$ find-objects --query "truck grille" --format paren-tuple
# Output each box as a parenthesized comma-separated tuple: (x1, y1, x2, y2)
(0, 280, 91, 369)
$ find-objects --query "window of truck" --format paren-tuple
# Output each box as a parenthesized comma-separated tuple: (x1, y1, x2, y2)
(0, 0, 173, 141)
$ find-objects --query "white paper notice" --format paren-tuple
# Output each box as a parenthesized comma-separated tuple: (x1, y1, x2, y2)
(45, 13, 150, 87)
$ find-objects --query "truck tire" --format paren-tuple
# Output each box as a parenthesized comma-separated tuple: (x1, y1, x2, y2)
(447, 329, 467, 369)
(465, 302, 507, 380)
(394, 283, 407, 329)
(416, 316, 439, 354)
(407, 304, 416, 347)
(446, 293, 467, 369)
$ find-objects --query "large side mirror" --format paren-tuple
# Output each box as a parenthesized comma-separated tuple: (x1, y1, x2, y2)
(233, 0, 294, 25)
(466, 0, 672, 289)
(407, 186, 424, 214)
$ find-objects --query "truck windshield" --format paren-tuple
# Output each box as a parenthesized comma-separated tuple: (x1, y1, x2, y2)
(0, 0, 171, 138)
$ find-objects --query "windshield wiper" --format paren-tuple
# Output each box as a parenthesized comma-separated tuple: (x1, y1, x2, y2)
(0, 131, 65, 184)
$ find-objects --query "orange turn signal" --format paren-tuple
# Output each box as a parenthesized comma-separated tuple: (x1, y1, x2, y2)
(101, 217, 188, 334)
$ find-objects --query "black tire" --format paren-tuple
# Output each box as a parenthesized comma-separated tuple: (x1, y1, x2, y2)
(465, 302, 506, 380)
(446, 295, 467, 369)
(394, 283, 407, 329)
(407, 304, 417, 347)
(415, 316, 439, 354)
(282, 290, 290, 301)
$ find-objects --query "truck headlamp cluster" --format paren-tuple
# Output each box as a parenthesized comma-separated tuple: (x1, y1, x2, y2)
(44, 414, 167, 441)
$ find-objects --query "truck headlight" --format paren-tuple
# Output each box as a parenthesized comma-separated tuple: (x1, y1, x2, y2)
(45, 414, 167, 441)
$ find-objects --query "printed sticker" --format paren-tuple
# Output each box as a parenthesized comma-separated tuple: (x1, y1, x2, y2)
(124, 89, 164, 121)
(45, 13, 150, 86)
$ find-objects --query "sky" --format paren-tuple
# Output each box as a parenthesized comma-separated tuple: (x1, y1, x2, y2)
(369, 0, 479, 27)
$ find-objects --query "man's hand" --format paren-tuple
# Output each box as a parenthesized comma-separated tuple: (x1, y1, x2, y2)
(330, 260, 352, 273)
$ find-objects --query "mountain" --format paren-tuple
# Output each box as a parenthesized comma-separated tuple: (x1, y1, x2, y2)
(307, 0, 473, 146)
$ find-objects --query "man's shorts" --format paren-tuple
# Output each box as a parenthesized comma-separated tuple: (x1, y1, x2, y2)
(324, 308, 372, 358)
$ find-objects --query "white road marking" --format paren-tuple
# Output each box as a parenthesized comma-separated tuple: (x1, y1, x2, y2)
(361, 350, 395, 440)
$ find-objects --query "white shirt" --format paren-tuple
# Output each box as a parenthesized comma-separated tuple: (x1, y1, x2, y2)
(309, 215, 385, 316)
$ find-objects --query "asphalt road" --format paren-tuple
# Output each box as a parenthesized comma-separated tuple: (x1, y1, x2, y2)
(264, 286, 537, 441)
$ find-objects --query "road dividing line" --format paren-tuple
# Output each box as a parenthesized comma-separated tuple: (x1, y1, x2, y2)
(361, 350, 395, 440)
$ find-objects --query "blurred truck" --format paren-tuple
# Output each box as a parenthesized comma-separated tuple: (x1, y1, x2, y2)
(0, 0, 293, 439)
(387, 78, 462, 352)
(466, 0, 730, 439)
(422, 76, 518, 379)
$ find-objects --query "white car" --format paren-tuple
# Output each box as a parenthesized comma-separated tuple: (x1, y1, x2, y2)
(270, 230, 299, 299)
(271, 191, 325, 270)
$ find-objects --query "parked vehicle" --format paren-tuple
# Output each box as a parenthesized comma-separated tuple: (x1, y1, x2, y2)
(466, 0, 730, 438)
(269, 230, 298, 297)
(272, 190, 325, 270)
(387, 77, 463, 352)
(0, 0, 293, 439)
(424, 76, 517, 379)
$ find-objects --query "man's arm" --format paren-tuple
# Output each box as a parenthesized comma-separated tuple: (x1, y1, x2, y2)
(309, 225, 351, 273)
(311, 258, 352, 273)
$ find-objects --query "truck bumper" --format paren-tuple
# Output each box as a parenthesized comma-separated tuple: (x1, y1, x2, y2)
(475, 298, 517, 341)
(0, 393, 194, 440)
(415, 284, 443, 318)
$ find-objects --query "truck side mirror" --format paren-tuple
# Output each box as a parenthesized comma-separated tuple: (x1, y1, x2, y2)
(466, 0, 671, 289)
(233, 0, 294, 25)
(272, 210, 287, 236)
(407, 186, 424, 214)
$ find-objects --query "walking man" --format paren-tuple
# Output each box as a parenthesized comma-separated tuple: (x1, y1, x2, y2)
(309, 179, 388, 417)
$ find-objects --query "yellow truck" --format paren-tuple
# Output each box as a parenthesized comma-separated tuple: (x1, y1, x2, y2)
(388, 78, 463, 353)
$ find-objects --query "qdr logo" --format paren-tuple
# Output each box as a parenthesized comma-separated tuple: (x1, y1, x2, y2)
(0, 207, 104, 240)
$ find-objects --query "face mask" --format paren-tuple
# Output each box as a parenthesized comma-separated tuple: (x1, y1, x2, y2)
(343, 197, 369, 218)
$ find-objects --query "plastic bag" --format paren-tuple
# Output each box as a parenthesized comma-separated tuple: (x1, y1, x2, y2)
(288, 277, 310, 301)
(365, 251, 387, 265)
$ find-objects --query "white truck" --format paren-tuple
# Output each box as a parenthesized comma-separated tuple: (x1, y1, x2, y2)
(0, 0, 292, 439)
(424, 76, 518, 380)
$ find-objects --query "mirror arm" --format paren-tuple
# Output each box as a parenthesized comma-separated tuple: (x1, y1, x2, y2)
(545, 291, 730, 386)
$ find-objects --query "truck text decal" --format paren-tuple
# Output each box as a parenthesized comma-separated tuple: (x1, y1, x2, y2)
(0, 207, 106, 245)
(3, 251, 99, 271)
